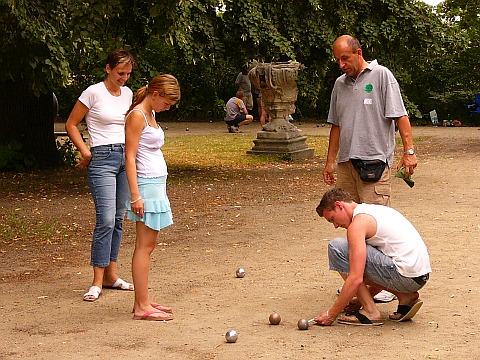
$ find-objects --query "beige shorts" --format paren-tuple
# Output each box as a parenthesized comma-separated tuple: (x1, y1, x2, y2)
(336, 161, 391, 206)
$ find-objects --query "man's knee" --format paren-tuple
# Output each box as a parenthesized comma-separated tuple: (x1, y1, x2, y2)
(328, 237, 350, 274)
(328, 237, 348, 260)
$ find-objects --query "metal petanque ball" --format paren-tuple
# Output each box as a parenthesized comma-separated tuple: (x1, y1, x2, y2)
(269, 312, 281, 325)
(236, 268, 245, 278)
(225, 330, 238, 343)
(297, 318, 309, 330)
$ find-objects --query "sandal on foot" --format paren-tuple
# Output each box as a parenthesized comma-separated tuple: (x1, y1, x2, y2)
(389, 299, 423, 322)
(131, 303, 173, 314)
(337, 311, 383, 326)
(151, 303, 173, 313)
(103, 278, 134, 291)
(133, 310, 173, 321)
(83, 286, 102, 302)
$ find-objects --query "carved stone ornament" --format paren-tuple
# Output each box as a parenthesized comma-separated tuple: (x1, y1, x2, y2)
(247, 61, 314, 159)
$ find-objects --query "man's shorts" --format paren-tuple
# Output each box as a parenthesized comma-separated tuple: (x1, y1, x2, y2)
(336, 160, 391, 206)
(225, 113, 247, 126)
(328, 237, 428, 293)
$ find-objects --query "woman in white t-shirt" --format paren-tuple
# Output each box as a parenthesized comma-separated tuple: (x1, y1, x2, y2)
(65, 49, 136, 302)
(125, 74, 181, 321)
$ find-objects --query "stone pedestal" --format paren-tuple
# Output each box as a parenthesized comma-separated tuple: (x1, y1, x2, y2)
(248, 131, 314, 159)
(247, 61, 314, 159)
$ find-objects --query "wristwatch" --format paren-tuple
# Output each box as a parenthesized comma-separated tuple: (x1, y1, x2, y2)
(404, 148, 415, 155)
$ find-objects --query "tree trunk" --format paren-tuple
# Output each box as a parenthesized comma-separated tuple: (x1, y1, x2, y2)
(0, 80, 60, 169)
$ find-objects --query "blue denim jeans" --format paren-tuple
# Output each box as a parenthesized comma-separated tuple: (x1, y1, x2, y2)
(87, 144, 128, 267)
(328, 237, 424, 293)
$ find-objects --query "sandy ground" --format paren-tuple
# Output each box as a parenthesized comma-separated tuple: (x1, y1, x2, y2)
(1, 121, 479, 359)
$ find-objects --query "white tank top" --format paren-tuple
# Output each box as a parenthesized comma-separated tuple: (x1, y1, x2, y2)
(127, 108, 167, 178)
(353, 203, 431, 277)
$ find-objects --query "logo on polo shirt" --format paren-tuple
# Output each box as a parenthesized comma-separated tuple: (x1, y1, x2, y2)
(364, 84, 373, 93)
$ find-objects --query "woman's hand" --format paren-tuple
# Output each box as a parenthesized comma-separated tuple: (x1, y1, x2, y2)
(76, 151, 92, 170)
(131, 199, 144, 218)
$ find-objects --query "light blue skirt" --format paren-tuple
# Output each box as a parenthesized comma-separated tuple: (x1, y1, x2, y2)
(126, 176, 173, 231)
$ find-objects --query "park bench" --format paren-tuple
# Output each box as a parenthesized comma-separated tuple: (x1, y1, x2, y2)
(54, 122, 88, 142)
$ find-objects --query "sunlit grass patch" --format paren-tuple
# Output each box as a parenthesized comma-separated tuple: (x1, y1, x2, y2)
(163, 133, 329, 169)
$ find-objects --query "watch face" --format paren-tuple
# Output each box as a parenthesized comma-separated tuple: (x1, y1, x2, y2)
(405, 149, 414, 155)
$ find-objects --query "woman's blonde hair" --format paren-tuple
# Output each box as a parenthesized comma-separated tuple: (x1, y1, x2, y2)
(128, 74, 181, 113)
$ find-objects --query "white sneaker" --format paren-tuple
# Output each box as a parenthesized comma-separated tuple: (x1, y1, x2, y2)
(336, 287, 396, 303)
(227, 125, 240, 133)
(373, 290, 396, 303)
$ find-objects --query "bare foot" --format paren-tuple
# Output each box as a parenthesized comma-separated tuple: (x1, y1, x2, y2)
(396, 292, 419, 306)
(337, 310, 383, 326)
(152, 303, 173, 314)
(133, 310, 173, 321)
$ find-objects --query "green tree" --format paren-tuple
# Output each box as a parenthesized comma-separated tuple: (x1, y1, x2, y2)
(0, 0, 152, 169)
(425, 0, 480, 122)
(0, 0, 72, 168)
(2, 0, 478, 171)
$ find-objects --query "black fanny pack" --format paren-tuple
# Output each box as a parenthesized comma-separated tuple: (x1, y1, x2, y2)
(350, 159, 387, 183)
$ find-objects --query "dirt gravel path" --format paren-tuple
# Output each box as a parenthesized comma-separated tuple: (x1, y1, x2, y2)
(1, 123, 479, 359)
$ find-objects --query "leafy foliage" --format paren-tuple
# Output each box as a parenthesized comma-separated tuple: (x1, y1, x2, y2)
(56, 139, 79, 168)
(1, 0, 480, 171)
(0, 141, 35, 171)
(0, 0, 70, 95)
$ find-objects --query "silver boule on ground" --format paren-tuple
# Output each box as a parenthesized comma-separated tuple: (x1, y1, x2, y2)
(297, 318, 309, 330)
(225, 330, 238, 343)
(235, 268, 245, 278)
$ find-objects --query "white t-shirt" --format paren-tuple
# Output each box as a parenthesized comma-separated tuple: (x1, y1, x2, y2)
(353, 203, 431, 277)
(78, 82, 133, 147)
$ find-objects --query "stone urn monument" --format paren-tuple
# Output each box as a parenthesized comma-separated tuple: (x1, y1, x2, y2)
(247, 60, 314, 159)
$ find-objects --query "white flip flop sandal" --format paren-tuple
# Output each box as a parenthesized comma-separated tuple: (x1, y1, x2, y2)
(104, 278, 134, 291)
(83, 286, 102, 302)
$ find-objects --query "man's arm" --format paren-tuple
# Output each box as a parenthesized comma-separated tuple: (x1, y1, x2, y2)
(323, 124, 340, 185)
(330, 218, 371, 316)
(315, 214, 377, 325)
(238, 99, 248, 115)
(396, 115, 417, 176)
